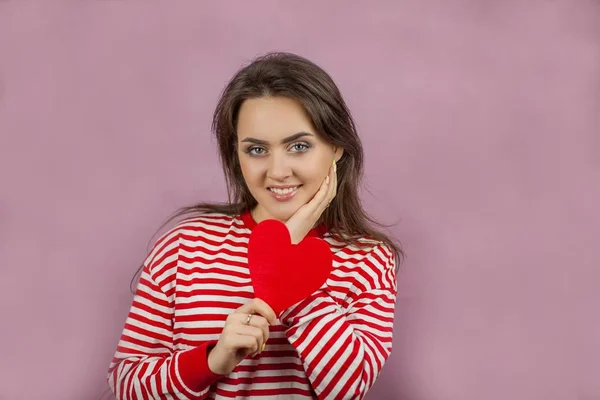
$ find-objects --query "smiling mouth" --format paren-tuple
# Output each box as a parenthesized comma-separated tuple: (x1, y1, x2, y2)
(268, 186, 301, 195)
(267, 185, 301, 201)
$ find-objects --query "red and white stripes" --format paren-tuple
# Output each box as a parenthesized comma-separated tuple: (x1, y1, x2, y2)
(108, 213, 396, 399)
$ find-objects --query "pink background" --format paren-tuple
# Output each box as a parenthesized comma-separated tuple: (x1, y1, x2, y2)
(1, 1, 598, 399)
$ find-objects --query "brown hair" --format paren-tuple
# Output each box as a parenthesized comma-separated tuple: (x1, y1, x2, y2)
(131, 52, 404, 291)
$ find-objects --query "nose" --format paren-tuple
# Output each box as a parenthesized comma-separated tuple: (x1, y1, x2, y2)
(266, 153, 292, 181)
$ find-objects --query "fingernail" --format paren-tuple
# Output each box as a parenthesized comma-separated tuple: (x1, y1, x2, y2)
(325, 176, 330, 184)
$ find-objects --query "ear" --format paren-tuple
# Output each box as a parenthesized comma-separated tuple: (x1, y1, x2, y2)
(333, 146, 344, 162)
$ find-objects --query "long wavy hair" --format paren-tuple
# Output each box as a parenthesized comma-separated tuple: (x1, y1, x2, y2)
(130, 52, 404, 292)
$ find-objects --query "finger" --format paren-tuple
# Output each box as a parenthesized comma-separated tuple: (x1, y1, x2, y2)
(323, 163, 336, 205)
(251, 315, 269, 346)
(236, 298, 277, 324)
(328, 160, 338, 202)
(304, 171, 331, 216)
(235, 325, 264, 355)
(251, 298, 277, 325)
(313, 163, 336, 215)
(232, 313, 270, 345)
(224, 331, 260, 357)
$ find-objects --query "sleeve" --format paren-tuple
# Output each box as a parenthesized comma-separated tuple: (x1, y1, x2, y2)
(107, 232, 223, 400)
(280, 243, 397, 400)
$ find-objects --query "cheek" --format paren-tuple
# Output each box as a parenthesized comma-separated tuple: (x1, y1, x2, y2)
(239, 161, 270, 197)
(296, 160, 329, 188)
(239, 158, 259, 182)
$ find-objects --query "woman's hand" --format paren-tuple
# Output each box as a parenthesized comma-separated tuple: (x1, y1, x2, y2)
(207, 298, 277, 375)
(285, 159, 337, 245)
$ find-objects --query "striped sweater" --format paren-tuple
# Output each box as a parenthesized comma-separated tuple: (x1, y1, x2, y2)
(108, 212, 397, 400)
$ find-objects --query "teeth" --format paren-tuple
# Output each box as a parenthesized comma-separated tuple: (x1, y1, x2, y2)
(269, 186, 299, 195)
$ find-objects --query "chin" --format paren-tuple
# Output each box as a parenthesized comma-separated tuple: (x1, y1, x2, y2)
(259, 201, 300, 222)
(268, 208, 297, 222)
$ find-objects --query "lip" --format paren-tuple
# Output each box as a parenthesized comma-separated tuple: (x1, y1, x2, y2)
(267, 185, 301, 202)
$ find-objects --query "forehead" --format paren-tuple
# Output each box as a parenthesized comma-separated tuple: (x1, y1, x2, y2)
(236, 97, 316, 141)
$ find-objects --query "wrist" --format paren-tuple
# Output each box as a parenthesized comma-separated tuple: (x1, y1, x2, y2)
(207, 344, 232, 376)
(207, 344, 223, 375)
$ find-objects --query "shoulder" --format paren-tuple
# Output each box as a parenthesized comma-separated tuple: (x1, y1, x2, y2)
(326, 236, 397, 295)
(171, 212, 242, 233)
(161, 212, 249, 240)
(331, 236, 396, 276)
(144, 212, 244, 273)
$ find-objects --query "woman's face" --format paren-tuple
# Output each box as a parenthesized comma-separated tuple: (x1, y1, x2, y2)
(236, 96, 342, 223)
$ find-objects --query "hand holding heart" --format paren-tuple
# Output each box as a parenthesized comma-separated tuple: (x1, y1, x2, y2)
(207, 298, 276, 375)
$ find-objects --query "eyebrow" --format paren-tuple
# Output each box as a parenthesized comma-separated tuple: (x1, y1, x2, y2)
(240, 132, 314, 146)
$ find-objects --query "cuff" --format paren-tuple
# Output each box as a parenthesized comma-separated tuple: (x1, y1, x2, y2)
(176, 341, 223, 392)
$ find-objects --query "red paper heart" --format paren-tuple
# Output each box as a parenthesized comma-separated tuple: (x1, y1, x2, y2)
(247, 219, 333, 316)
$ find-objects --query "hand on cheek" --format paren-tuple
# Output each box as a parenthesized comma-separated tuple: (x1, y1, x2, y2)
(285, 158, 337, 244)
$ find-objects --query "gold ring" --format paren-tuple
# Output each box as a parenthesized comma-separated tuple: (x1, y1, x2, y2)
(261, 343, 266, 352)
(245, 313, 252, 325)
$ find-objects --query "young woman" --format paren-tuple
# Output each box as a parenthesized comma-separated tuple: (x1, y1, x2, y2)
(108, 52, 403, 400)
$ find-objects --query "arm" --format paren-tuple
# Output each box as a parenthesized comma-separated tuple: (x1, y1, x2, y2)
(107, 233, 222, 400)
(281, 243, 397, 400)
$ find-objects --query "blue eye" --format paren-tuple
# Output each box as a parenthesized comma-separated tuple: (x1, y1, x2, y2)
(291, 143, 310, 152)
(247, 147, 266, 156)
